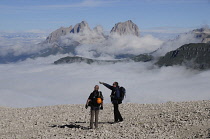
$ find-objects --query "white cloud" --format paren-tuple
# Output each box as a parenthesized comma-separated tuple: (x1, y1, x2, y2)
(37, 0, 118, 8)
(153, 32, 201, 57)
(77, 34, 163, 58)
(0, 56, 209, 108)
(0, 32, 47, 56)
(24, 29, 51, 34)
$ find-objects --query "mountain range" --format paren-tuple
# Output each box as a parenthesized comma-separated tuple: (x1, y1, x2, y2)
(0, 20, 210, 70)
(34, 20, 140, 58)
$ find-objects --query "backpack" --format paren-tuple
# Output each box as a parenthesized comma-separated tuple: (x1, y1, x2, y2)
(118, 86, 126, 103)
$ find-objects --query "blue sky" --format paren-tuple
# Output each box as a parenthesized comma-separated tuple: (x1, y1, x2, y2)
(0, 0, 210, 33)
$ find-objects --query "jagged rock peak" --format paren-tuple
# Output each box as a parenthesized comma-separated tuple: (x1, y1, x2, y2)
(45, 21, 91, 44)
(110, 20, 140, 36)
(46, 26, 72, 43)
(70, 21, 91, 33)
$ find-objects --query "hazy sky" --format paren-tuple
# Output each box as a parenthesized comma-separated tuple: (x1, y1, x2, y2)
(0, 0, 210, 32)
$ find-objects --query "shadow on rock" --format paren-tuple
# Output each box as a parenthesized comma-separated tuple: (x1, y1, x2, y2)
(49, 123, 89, 130)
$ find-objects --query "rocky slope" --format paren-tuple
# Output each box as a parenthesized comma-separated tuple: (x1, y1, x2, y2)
(0, 100, 209, 138)
(156, 43, 210, 69)
(110, 20, 140, 36)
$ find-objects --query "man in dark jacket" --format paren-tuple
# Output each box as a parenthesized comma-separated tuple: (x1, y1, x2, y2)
(85, 85, 103, 129)
(99, 81, 123, 122)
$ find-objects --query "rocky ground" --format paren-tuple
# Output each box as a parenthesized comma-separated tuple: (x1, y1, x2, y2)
(0, 100, 210, 139)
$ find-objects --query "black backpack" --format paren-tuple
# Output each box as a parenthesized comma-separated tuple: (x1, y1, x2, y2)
(118, 86, 126, 103)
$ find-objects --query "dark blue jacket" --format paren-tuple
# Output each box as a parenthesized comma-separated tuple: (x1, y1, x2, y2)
(103, 83, 120, 103)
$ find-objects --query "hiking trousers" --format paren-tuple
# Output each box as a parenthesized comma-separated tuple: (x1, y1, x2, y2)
(113, 103, 123, 122)
(90, 110, 99, 129)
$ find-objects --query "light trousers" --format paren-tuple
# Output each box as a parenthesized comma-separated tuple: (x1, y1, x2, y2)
(90, 110, 99, 129)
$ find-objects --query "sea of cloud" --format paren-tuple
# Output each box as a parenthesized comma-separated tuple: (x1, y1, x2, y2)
(0, 29, 208, 108)
(0, 55, 209, 108)
(0, 32, 47, 56)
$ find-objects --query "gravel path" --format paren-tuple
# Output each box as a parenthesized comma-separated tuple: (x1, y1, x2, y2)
(0, 100, 210, 139)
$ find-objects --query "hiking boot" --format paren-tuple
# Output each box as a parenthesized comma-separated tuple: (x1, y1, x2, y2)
(119, 118, 123, 122)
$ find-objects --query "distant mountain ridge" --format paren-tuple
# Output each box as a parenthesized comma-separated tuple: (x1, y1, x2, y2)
(44, 20, 140, 45)
(1, 20, 210, 65)
(54, 56, 127, 64)
(36, 20, 141, 58)
(53, 54, 154, 64)
(54, 43, 210, 70)
(156, 43, 210, 69)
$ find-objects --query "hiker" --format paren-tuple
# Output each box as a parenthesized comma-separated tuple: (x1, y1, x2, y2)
(99, 81, 123, 122)
(85, 85, 103, 129)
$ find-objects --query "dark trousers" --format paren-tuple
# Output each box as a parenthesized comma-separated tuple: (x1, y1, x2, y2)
(113, 103, 123, 122)
(90, 110, 99, 129)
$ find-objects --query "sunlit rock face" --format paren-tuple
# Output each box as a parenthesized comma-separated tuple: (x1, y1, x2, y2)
(110, 20, 140, 37)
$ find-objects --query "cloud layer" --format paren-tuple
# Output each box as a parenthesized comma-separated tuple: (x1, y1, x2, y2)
(0, 29, 207, 108)
(153, 32, 201, 57)
(0, 32, 47, 56)
(0, 56, 209, 108)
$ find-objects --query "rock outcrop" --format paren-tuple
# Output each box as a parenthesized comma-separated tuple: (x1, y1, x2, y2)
(192, 28, 210, 43)
(45, 21, 91, 44)
(45, 26, 72, 43)
(131, 54, 154, 62)
(70, 21, 91, 34)
(54, 56, 126, 64)
(110, 20, 140, 36)
(156, 43, 210, 69)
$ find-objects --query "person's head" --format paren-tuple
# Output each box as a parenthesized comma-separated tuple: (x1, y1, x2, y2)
(94, 85, 99, 91)
(112, 82, 119, 87)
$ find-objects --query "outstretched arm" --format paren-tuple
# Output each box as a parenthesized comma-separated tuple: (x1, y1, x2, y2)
(99, 82, 113, 90)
